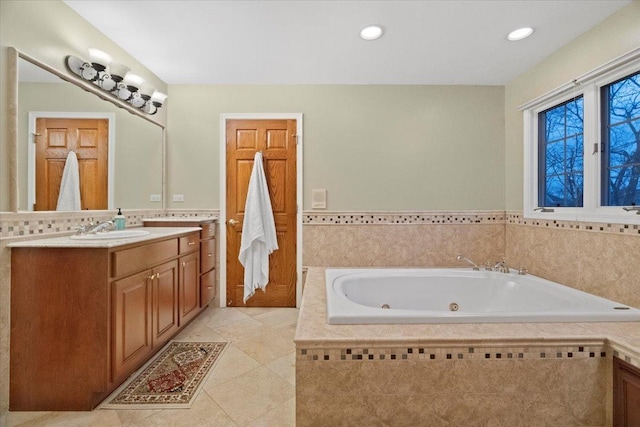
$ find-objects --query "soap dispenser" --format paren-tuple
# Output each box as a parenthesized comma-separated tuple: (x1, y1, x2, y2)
(114, 208, 126, 230)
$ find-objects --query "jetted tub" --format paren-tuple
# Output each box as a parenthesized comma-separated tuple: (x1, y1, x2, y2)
(326, 268, 640, 324)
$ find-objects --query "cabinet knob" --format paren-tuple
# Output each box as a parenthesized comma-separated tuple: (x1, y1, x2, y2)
(208, 253, 212, 257)
(188, 241, 196, 246)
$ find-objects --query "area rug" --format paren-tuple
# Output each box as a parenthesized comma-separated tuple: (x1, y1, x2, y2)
(101, 341, 228, 409)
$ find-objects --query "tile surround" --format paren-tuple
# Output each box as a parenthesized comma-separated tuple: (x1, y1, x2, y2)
(1, 208, 638, 420)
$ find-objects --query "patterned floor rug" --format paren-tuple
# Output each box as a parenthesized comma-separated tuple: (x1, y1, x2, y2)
(101, 341, 228, 409)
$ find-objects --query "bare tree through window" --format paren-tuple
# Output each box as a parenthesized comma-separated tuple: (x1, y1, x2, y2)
(602, 71, 640, 206)
(539, 97, 584, 207)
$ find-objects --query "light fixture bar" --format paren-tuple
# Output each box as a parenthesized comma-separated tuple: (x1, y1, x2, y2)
(66, 49, 166, 115)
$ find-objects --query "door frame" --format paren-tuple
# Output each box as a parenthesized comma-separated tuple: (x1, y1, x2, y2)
(219, 113, 303, 308)
(27, 111, 116, 211)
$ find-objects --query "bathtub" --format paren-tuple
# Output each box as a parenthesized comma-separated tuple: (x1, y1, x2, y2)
(325, 268, 640, 324)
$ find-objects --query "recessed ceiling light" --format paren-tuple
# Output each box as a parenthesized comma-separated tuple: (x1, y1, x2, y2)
(360, 25, 383, 41)
(507, 27, 534, 41)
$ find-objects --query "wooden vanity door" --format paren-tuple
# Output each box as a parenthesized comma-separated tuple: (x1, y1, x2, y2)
(35, 117, 108, 210)
(112, 269, 153, 382)
(225, 119, 297, 307)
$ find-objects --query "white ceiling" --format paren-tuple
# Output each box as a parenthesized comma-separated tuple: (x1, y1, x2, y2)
(63, 0, 631, 85)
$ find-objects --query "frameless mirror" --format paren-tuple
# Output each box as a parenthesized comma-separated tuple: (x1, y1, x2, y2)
(16, 55, 164, 212)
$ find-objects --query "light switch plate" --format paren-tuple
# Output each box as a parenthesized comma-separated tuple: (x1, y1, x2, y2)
(172, 194, 184, 202)
(150, 194, 162, 202)
(311, 189, 327, 209)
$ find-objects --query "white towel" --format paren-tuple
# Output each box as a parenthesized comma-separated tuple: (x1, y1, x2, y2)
(56, 151, 81, 211)
(238, 152, 279, 303)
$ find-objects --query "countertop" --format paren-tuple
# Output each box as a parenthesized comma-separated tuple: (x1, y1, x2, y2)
(6, 227, 202, 249)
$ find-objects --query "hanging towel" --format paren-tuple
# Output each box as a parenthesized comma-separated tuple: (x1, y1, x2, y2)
(239, 152, 279, 303)
(56, 151, 81, 211)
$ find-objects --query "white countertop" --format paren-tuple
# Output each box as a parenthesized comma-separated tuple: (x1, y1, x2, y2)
(7, 227, 202, 249)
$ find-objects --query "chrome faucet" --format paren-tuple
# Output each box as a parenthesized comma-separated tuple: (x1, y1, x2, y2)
(85, 220, 115, 234)
(456, 255, 479, 271)
(493, 258, 509, 273)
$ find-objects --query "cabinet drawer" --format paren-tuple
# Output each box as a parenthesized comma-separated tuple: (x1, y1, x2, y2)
(201, 238, 216, 273)
(200, 223, 216, 239)
(201, 268, 216, 305)
(179, 233, 199, 255)
(112, 239, 178, 278)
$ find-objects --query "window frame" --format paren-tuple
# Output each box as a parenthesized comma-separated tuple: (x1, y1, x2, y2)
(523, 54, 640, 225)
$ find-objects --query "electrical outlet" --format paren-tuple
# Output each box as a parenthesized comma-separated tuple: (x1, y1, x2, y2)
(150, 194, 162, 202)
(172, 194, 184, 202)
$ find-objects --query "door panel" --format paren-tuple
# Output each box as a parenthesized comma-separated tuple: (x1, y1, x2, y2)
(152, 260, 179, 347)
(35, 118, 108, 210)
(112, 270, 152, 382)
(179, 252, 200, 325)
(226, 119, 297, 307)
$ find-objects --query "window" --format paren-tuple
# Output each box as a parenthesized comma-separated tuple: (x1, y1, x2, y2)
(539, 97, 584, 207)
(601, 71, 640, 206)
(523, 53, 640, 224)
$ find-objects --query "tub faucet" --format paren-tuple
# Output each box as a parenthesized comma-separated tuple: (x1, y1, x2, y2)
(86, 220, 115, 234)
(493, 258, 509, 273)
(456, 255, 479, 271)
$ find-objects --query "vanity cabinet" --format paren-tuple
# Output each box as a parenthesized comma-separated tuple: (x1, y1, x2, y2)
(144, 218, 217, 307)
(614, 356, 640, 426)
(10, 229, 203, 411)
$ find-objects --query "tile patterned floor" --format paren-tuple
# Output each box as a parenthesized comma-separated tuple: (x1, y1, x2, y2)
(6, 307, 298, 427)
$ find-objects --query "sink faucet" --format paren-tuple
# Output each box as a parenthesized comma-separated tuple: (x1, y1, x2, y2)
(86, 220, 115, 234)
(456, 255, 479, 271)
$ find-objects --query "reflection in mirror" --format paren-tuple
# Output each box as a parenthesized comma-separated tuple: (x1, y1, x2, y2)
(17, 56, 164, 212)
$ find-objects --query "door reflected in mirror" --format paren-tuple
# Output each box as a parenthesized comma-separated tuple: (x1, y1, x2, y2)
(17, 56, 164, 212)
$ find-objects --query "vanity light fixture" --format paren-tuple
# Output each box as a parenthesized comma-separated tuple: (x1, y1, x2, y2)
(360, 25, 384, 41)
(66, 48, 167, 115)
(507, 27, 534, 41)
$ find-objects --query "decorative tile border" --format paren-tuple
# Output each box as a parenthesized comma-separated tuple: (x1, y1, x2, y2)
(2, 209, 637, 238)
(507, 212, 640, 236)
(297, 345, 609, 362)
(0, 209, 219, 239)
(303, 211, 506, 225)
(302, 210, 638, 236)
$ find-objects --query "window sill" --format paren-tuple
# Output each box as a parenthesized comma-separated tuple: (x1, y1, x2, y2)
(523, 209, 640, 225)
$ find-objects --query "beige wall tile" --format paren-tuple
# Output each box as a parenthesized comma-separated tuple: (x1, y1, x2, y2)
(296, 357, 607, 426)
(507, 224, 640, 308)
(303, 224, 505, 267)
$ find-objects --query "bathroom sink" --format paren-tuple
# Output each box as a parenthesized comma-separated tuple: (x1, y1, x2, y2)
(69, 230, 151, 240)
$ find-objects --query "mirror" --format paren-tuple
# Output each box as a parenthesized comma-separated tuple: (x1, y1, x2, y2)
(15, 53, 164, 212)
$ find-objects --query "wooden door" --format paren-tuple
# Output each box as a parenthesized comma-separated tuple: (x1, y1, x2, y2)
(35, 117, 108, 210)
(226, 119, 297, 307)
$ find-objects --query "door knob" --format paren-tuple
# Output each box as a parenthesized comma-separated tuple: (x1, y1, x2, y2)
(227, 219, 239, 226)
